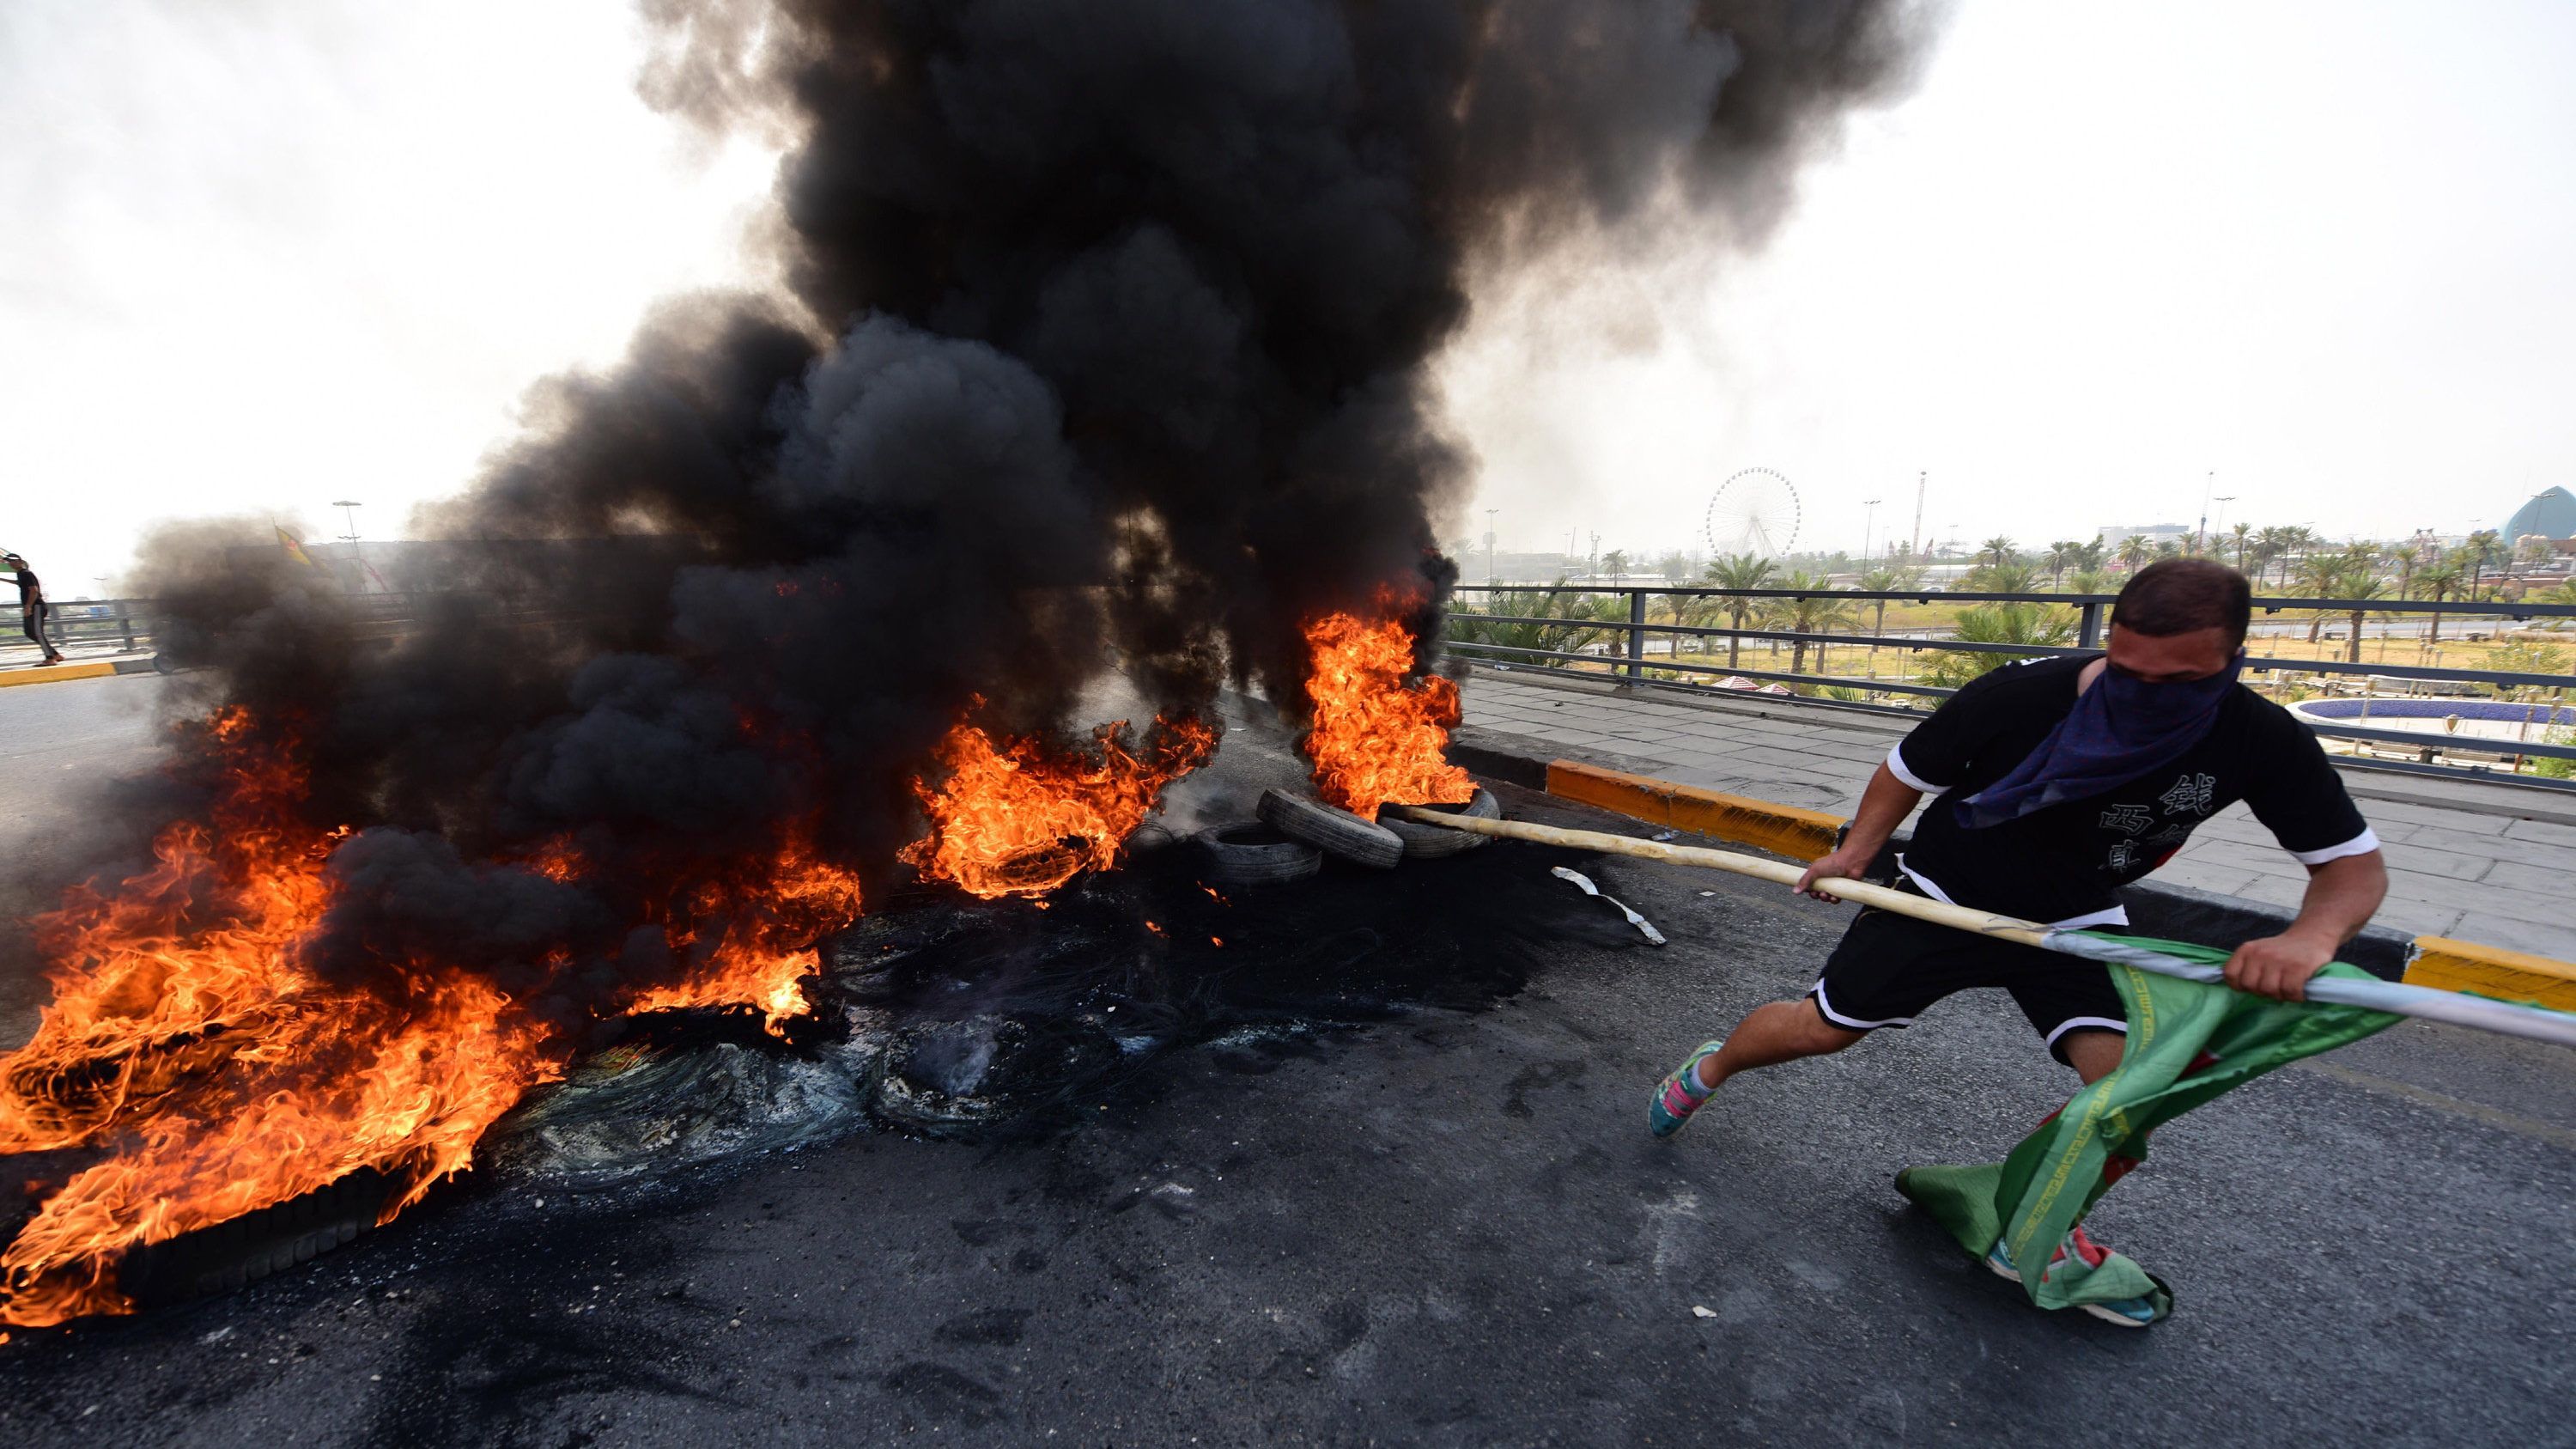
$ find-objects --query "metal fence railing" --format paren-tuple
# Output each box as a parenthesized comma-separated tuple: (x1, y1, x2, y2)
(17, 583, 2576, 793)
(1444, 583, 2576, 792)
(4, 598, 150, 661)
(3, 591, 455, 669)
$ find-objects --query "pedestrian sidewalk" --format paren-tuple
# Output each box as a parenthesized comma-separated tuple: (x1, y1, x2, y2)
(1455, 668, 2576, 962)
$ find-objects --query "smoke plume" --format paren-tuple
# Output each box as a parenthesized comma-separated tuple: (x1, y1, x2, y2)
(88, 0, 1931, 1008)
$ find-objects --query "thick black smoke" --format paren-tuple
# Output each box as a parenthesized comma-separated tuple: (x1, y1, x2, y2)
(76, 0, 1929, 1016)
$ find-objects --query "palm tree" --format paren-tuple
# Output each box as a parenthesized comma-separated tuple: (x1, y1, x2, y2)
(2415, 561, 2466, 655)
(1978, 536, 2019, 569)
(2337, 570, 2388, 665)
(2380, 540, 2419, 602)
(2294, 554, 2345, 645)
(1855, 566, 1904, 671)
(1602, 550, 1629, 587)
(1702, 552, 1777, 670)
(1448, 582, 1621, 660)
(2251, 525, 2295, 585)
(2043, 541, 2083, 587)
(1660, 572, 1729, 656)
(1923, 603, 2080, 688)
(2117, 534, 2154, 572)
(1968, 559, 2044, 593)
(2286, 527, 2325, 588)
(2067, 569, 2116, 595)
(2461, 531, 2504, 601)
(1761, 572, 1860, 687)
(2228, 521, 2254, 571)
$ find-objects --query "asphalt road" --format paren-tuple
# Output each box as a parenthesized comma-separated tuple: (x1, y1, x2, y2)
(3, 674, 2572, 1446)
(0, 673, 173, 1041)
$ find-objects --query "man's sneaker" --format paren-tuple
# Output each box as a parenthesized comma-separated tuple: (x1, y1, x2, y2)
(1984, 1226, 2157, 1328)
(1648, 1039, 1726, 1138)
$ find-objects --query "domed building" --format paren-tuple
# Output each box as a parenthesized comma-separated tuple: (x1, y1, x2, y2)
(2504, 486, 2576, 541)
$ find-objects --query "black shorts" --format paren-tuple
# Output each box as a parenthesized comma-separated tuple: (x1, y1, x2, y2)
(1809, 886, 2128, 1065)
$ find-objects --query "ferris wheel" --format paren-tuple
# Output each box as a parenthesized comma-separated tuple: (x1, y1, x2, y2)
(1703, 467, 1801, 558)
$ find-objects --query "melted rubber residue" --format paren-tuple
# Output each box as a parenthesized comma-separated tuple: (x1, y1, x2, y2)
(486, 837, 1642, 1187)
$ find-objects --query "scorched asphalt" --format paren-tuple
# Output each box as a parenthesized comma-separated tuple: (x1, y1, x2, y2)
(2, 750, 2572, 1444)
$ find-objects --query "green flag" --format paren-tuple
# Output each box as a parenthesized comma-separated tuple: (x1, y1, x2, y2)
(1897, 935, 2400, 1323)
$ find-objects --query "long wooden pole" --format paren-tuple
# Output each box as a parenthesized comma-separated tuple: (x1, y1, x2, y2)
(1390, 808, 2055, 946)
(1389, 807, 2576, 1049)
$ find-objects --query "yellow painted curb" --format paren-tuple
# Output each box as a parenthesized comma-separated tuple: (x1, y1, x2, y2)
(1544, 758, 1841, 861)
(2403, 936, 2576, 1014)
(0, 661, 117, 689)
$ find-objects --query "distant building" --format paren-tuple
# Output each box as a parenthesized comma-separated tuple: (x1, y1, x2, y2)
(1473, 551, 1589, 584)
(2097, 523, 2193, 551)
(2503, 487, 2576, 542)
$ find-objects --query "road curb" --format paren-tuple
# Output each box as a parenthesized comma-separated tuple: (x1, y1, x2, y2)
(0, 660, 119, 688)
(2403, 937, 2576, 1013)
(1543, 758, 1842, 861)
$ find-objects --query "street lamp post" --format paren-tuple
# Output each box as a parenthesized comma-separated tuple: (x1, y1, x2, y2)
(331, 499, 364, 594)
(1485, 508, 1498, 586)
(1861, 498, 1881, 564)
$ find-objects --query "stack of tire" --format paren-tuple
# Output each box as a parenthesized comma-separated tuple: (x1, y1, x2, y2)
(1194, 787, 1501, 885)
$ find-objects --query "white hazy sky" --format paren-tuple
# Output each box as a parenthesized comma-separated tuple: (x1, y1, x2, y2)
(5, 1, 2573, 593)
(1447, 0, 2576, 562)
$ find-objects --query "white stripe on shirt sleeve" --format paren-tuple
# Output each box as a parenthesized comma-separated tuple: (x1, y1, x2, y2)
(2289, 826, 2381, 866)
(1884, 742, 1946, 794)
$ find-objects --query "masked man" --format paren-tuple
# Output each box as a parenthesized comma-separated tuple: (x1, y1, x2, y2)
(1648, 558, 2387, 1325)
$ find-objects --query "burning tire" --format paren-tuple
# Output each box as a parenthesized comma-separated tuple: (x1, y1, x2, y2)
(1193, 822, 1323, 886)
(1379, 788, 1500, 860)
(1256, 788, 1403, 870)
(116, 1168, 392, 1309)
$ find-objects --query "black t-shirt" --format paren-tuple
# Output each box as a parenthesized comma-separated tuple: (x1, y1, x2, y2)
(1886, 654, 2376, 927)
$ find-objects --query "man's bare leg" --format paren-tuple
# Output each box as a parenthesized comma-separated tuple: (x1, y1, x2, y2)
(2057, 1028, 2125, 1086)
(1650, 998, 1865, 1137)
(1694, 1000, 1864, 1090)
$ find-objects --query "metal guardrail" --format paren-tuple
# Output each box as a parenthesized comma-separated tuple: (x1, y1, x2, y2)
(1, 588, 497, 660)
(16, 584, 2573, 788)
(3, 599, 149, 659)
(2, 591, 491, 667)
(1445, 583, 2576, 790)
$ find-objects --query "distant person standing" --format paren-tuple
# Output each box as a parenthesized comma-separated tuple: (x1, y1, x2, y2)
(5, 551, 69, 665)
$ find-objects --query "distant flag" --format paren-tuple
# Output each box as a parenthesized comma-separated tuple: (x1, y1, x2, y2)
(276, 527, 319, 568)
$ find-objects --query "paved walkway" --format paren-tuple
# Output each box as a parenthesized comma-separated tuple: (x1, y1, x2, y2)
(1456, 668, 2576, 961)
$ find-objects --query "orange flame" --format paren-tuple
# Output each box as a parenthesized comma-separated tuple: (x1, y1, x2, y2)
(2, 684, 1211, 1324)
(628, 839, 865, 1033)
(0, 712, 866, 1327)
(2, 712, 342, 1160)
(1300, 611, 1474, 819)
(903, 715, 1216, 898)
(0, 715, 570, 1324)
(1, 977, 551, 1326)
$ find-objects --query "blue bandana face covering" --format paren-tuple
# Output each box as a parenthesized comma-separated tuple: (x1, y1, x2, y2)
(1957, 654, 2244, 829)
